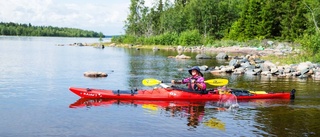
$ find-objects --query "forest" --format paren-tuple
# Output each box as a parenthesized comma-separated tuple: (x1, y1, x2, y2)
(0, 22, 103, 37)
(112, 0, 320, 62)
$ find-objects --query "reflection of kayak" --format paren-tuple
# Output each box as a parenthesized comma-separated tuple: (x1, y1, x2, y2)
(69, 98, 226, 130)
(203, 117, 225, 131)
(69, 98, 116, 108)
(69, 87, 296, 100)
(69, 98, 207, 108)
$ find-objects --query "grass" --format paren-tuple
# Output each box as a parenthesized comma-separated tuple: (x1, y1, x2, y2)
(261, 53, 308, 65)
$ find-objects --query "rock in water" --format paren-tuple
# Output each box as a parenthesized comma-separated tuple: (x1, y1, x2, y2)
(84, 71, 108, 77)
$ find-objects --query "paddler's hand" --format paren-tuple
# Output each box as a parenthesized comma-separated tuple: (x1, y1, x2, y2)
(172, 80, 182, 84)
(191, 79, 196, 84)
(171, 80, 175, 84)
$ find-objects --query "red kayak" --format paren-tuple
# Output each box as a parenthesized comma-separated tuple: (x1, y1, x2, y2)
(69, 87, 296, 100)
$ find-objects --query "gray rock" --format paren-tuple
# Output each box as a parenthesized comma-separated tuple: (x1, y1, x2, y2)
(234, 67, 245, 74)
(84, 72, 108, 77)
(198, 65, 209, 71)
(261, 71, 271, 75)
(284, 67, 292, 73)
(245, 69, 257, 75)
(314, 71, 320, 78)
(261, 61, 276, 71)
(270, 67, 279, 74)
(240, 62, 251, 68)
(297, 62, 312, 71)
(221, 66, 234, 73)
(267, 41, 274, 46)
(196, 54, 212, 59)
(239, 58, 248, 63)
(229, 59, 240, 68)
(255, 59, 265, 63)
(253, 68, 262, 73)
(300, 68, 310, 75)
(216, 53, 228, 59)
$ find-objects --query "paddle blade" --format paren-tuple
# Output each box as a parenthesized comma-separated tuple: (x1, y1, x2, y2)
(142, 78, 162, 86)
(205, 79, 228, 86)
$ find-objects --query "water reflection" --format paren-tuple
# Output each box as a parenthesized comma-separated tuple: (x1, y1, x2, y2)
(69, 98, 233, 130)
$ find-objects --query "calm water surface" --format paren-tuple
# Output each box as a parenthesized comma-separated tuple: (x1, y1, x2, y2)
(0, 36, 319, 137)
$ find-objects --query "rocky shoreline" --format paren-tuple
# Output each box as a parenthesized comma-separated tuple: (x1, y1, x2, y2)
(115, 42, 320, 80)
(208, 54, 320, 80)
(65, 41, 320, 80)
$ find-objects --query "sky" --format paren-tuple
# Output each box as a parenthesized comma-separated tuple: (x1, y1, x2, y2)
(0, 0, 158, 35)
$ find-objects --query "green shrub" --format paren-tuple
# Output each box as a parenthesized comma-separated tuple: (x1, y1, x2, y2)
(299, 33, 320, 62)
(111, 35, 124, 43)
(136, 36, 146, 45)
(202, 36, 215, 46)
(123, 35, 137, 44)
(159, 32, 179, 45)
(178, 30, 201, 46)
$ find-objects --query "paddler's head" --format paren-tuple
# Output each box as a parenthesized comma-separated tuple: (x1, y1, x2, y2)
(188, 66, 203, 77)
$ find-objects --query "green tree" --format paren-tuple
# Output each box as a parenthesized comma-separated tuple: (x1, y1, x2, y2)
(280, 0, 308, 40)
(255, 0, 274, 39)
(125, 0, 147, 36)
(0, 22, 101, 37)
(149, 0, 163, 35)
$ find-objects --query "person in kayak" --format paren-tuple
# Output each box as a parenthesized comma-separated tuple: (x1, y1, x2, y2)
(171, 66, 207, 91)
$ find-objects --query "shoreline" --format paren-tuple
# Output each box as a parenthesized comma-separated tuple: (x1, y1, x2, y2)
(102, 42, 320, 80)
(67, 41, 320, 80)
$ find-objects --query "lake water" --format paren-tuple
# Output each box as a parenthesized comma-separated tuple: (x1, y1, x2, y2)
(0, 36, 319, 137)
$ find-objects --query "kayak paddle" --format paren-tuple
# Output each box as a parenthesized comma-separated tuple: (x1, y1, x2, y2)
(142, 78, 164, 86)
(142, 78, 228, 86)
(204, 79, 229, 86)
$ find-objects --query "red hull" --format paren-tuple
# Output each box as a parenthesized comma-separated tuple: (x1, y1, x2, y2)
(69, 87, 295, 100)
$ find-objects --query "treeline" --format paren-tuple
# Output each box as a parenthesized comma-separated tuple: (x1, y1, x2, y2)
(0, 22, 104, 37)
(112, 0, 320, 61)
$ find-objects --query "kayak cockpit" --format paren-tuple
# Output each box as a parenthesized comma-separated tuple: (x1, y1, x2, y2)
(112, 89, 138, 96)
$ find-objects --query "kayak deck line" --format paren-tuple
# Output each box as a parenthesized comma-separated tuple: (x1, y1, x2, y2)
(69, 87, 296, 100)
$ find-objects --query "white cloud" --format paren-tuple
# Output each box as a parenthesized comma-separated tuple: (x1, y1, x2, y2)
(0, 0, 131, 35)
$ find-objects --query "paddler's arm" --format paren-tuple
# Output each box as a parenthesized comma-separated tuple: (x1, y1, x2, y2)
(194, 78, 206, 90)
(195, 82, 204, 90)
(171, 80, 183, 84)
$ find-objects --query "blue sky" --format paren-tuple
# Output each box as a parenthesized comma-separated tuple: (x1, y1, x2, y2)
(0, 0, 158, 35)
